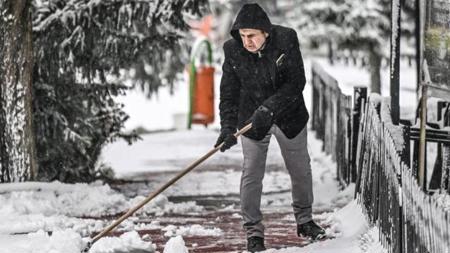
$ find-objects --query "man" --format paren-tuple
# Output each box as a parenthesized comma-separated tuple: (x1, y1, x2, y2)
(215, 3, 325, 252)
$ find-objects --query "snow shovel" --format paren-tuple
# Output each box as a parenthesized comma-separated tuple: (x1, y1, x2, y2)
(82, 123, 252, 252)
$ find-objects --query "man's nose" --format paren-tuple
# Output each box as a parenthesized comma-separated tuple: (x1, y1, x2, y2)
(244, 37, 252, 46)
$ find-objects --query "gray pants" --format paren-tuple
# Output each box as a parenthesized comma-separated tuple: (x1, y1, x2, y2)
(240, 125, 313, 238)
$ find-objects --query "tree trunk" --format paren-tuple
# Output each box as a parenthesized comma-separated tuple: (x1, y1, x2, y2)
(0, 0, 37, 182)
(328, 40, 334, 65)
(368, 48, 382, 94)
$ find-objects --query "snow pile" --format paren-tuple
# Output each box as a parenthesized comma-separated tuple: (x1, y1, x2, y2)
(134, 220, 162, 230)
(0, 181, 205, 236)
(163, 235, 188, 253)
(131, 195, 204, 215)
(0, 181, 128, 217)
(162, 224, 223, 237)
(358, 227, 387, 253)
(0, 182, 128, 236)
(325, 200, 367, 238)
(0, 180, 208, 253)
(0, 229, 84, 253)
(89, 231, 156, 253)
(264, 200, 372, 253)
(0, 213, 105, 236)
(433, 192, 450, 212)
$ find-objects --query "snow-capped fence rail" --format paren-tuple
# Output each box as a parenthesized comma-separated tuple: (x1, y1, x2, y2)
(311, 62, 450, 253)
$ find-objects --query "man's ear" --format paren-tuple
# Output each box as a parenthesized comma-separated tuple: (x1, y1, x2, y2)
(264, 32, 269, 38)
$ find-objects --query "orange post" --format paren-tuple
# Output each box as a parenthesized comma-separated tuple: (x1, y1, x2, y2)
(188, 39, 215, 128)
(192, 66, 215, 125)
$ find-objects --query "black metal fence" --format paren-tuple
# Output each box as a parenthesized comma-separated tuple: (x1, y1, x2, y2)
(311, 62, 450, 253)
(355, 96, 407, 253)
(311, 62, 353, 186)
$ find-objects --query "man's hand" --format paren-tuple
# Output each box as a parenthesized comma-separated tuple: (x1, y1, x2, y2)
(248, 105, 273, 140)
(215, 127, 237, 152)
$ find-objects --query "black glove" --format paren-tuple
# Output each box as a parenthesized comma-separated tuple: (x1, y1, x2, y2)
(248, 105, 274, 140)
(215, 127, 237, 152)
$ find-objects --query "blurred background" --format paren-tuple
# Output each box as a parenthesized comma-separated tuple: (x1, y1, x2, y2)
(118, 0, 421, 133)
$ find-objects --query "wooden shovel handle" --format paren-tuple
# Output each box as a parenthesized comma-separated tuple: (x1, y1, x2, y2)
(91, 123, 252, 243)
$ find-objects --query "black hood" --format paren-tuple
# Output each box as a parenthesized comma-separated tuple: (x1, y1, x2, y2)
(230, 3, 272, 42)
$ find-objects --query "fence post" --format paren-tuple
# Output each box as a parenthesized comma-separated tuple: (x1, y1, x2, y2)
(429, 102, 450, 190)
(443, 105, 450, 193)
(399, 126, 410, 253)
(418, 85, 428, 191)
(311, 67, 317, 132)
(351, 87, 367, 183)
(354, 98, 369, 198)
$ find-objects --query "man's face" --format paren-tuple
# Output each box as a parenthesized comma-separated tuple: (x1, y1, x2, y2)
(239, 29, 268, 53)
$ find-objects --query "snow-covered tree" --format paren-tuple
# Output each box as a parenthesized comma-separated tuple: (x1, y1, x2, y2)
(297, 0, 414, 94)
(339, 0, 391, 93)
(0, 0, 38, 182)
(23, 0, 205, 182)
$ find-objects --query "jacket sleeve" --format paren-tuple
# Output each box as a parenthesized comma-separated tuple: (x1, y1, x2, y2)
(219, 43, 240, 130)
(262, 29, 306, 118)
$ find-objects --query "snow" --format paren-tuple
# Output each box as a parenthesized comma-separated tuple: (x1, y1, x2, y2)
(358, 227, 387, 253)
(163, 235, 188, 253)
(0, 56, 394, 253)
(98, 55, 402, 253)
(433, 192, 450, 212)
(101, 127, 340, 213)
(89, 231, 156, 253)
(262, 201, 385, 253)
(390, 0, 401, 76)
(0, 130, 381, 253)
(0, 230, 84, 253)
(0, 181, 127, 217)
(0, 180, 205, 253)
(130, 195, 204, 215)
(113, 56, 417, 133)
(162, 224, 223, 237)
(113, 80, 193, 131)
(310, 57, 417, 119)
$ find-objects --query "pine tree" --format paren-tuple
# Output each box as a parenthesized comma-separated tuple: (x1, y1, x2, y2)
(29, 0, 206, 182)
(0, 0, 38, 182)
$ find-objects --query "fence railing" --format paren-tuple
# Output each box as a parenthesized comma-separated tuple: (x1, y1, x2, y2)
(355, 95, 407, 253)
(311, 62, 450, 253)
(311, 62, 359, 186)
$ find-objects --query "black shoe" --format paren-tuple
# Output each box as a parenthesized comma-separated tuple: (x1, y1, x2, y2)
(247, 236, 266, 252)
(297, 220, 326, 240)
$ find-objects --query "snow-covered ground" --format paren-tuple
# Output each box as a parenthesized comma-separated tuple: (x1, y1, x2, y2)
(0, 56, 395, 253)
(0, 128, 383, 253)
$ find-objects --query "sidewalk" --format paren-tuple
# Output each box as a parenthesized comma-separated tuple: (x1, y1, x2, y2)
(0, 128, 379, 253)
(100, 128, 360, 252)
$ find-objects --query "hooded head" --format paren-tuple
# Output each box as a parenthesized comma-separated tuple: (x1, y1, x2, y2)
(230, 3, 272, 52)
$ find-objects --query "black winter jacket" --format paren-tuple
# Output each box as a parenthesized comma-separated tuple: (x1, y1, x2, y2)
(219, 3, 309, 140)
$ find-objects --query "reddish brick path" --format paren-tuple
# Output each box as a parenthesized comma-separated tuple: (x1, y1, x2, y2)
(107, 167, 331, 252)
(142, 211, 313, 252)
(105, 209, 320, 252)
